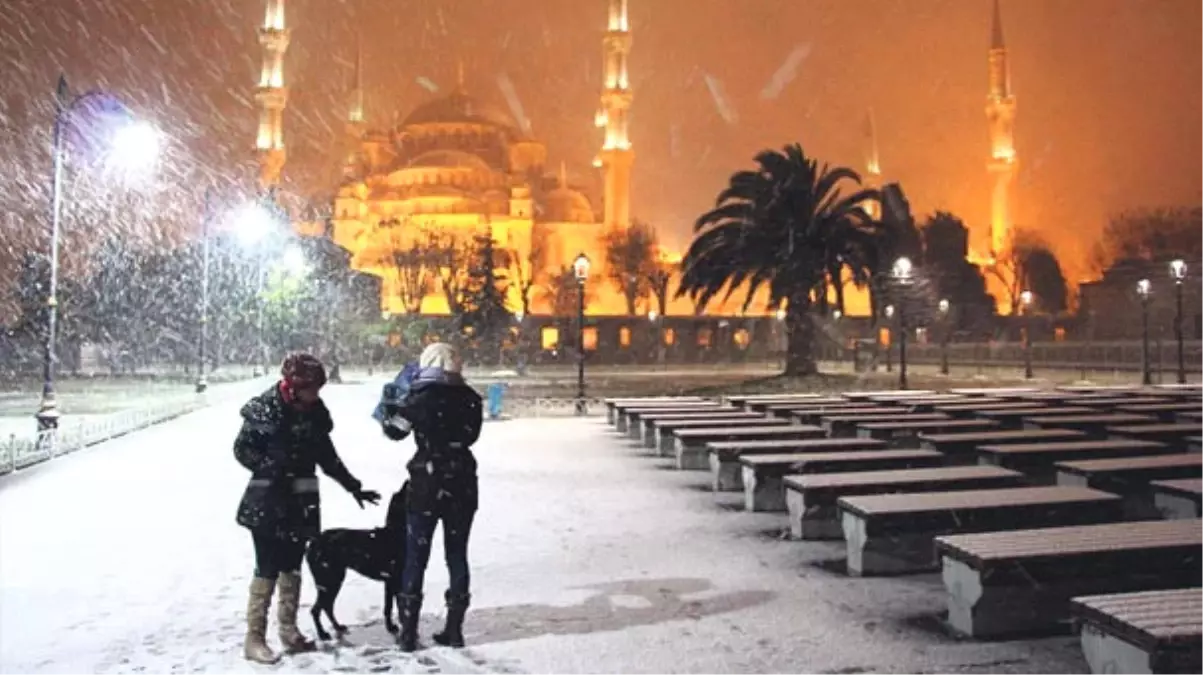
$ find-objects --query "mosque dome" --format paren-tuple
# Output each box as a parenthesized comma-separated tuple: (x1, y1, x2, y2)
(402, 90, 517, 132)
(543, 186, 595, 223)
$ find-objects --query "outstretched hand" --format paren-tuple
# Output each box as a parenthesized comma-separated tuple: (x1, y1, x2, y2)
(353, 488, 382, 509)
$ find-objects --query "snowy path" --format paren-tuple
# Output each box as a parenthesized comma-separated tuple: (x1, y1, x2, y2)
(1, 382, 1085, 673)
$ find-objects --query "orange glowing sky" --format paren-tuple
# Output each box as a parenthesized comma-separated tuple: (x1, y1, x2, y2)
(2, 0, 1200, 286)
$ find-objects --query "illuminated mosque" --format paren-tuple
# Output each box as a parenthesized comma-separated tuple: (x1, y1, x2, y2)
(250, 0, 1018, 317)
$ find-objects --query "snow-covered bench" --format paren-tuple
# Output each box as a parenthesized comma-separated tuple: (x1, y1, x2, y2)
(934, 519, 1203, 638)
(854, 418, 999, 448)
(782, 465, 1023, 539)
(741, 449, 943, 513)
(1056, 454, 1202, 518)
(614, 402, 721, 433)
(1071, 588, 1201, 675)
(977, 438, 1170, 481)
(918, 428, 1087, 462)
(1022, 413, 1156, 437)
(671, 425, 823, 470)
(706, 437, 887, 492)
(1151, 478, 1203, 520)
(653, 416, 787, 457)
(839, 485, 1123, 576)
(785, 404, 892, 426)
(635, 410, 757, 449)
(605, 397, 704, 425)
(819, 412, 947, 438)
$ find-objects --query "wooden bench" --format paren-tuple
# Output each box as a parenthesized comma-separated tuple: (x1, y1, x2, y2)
(975, 405, 1094, 429)
(671, 425, 825, 470)
(839, 486, 1123, 576)
(1006, 391, 1093, 404)
(1058, 384, 1147, 394)
(651, 416, 787, 456)
(919, 428, 1088, 462)
(1070, 588, 1201, 675)
(1116, 402, 1203, 422)
(1189, 437, 1202, 452)
(842, 389, 937, 402)
(706, 437, 887, 492)
(636, 410, 759, 448)
(625, 405, 738, 440)
(786, 404, 895, 425)
(739, 449, 944, 513)
(855, 418, 1000, 447)
(977, 439, 1171, 481)
(934, 519, 1203, 638)
(1023, 413, 1157, 436)
(1151, 479, 1203, 520)
(1107, 423, 1203, 446)
(614, 402, 720, 432)
(1057, 454, 1203, 519)
(1177, 411, 1202, 424)
(605, 397, 704, 425)
(931, 401, 1049, 418)
(754, 397, 850, 415)
(722, 393, 824, 408)
(820, 412, 948, 437)
(949, 387, 1041, 397)
(1075, 396, 1171, 408)
(865, 394, 969, 412)
(782, 466, 1024, 540)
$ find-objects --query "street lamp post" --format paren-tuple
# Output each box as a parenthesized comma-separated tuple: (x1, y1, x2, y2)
(573, 253, 590, 415)
(196, 190, 214, 393)
(892, 257, 913, 390)
(1020, 290, 1034, 379)
(1170, 260, 1187, 384)
(938, 298, 951, 376)
(37, 75, 159, 433)
(1137, 278, 1152, 386)
(884, 304, 895, 373)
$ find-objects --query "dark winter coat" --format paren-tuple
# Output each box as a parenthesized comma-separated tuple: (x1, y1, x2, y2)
(382, 370, 483, 515)
(234, 385, 362, 542)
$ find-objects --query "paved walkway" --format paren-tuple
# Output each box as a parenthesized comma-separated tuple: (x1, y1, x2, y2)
(0, 382, 1086, 673)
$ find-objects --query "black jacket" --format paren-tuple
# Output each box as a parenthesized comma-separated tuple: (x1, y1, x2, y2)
(234, 385, 362, 541)
(384, 373, 483, 514)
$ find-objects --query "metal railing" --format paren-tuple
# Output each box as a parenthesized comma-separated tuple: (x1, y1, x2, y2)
(901, 340, 1203, 375)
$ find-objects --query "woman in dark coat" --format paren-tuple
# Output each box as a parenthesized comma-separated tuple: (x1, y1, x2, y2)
(234, 353, 380, 664)
(379, 342, 483, 652)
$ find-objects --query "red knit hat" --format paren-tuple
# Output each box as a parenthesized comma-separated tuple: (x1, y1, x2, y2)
(281, 352, 327, 390)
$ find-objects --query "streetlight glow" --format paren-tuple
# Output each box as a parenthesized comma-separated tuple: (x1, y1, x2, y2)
(885, 304, 895, 318)
(647, 309, 658, 322)
(1020, 290, 1033, 306)
(107, 120, 161, 173)
(938, 298, 950, 314)
(892, 256, 913, 280)
(1170, 260, 1186, 283)
(573, 252, 591, 282)
(1136, 278, 1151, 297)
(281, 245, 308, 275)
(232, 202, 275, 245)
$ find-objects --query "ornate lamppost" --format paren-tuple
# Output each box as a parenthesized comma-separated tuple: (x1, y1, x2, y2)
(892, 257, 913, 389)
(1020, 290, 1034, 379)
(1137, 278, 1152, 386)
(938, 298, 951, 376)
(1170, 260, 1187, 384)
(573, 253, 590, 415)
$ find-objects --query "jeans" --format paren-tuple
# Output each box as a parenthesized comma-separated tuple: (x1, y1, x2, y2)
(251, 530, 306, 579)
(400, 508, 475, 599)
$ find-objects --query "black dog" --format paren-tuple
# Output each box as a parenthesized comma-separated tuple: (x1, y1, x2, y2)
(307, 484, 408, 640)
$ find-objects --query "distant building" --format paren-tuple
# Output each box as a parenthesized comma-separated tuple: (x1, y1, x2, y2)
(1078, 257, 1201, 340)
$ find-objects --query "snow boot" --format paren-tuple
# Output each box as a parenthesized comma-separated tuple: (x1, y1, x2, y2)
(397, 593, 423, 652)
(433, 592, 470, 648)
(276, 571, 317, 653)
(244, 577, 281, 664)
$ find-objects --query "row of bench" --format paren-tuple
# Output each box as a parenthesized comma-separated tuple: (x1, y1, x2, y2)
(603, 385, 1203, 674)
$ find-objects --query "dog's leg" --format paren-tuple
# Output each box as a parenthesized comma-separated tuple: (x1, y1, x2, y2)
(384, 580, 398, 634)
(311, 591, 332, 642)
(325, 569, 349, 635)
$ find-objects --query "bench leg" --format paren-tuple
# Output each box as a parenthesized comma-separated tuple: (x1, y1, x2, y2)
(941, 557, 1057, 638)
(710, 455, 742, 491)
(842, 513, 938, 576)
(744, 467, 786, 512)
(1155, 492, 1201, 520)
(616, 413, 629, 433)
(627, 419, 644, 441)
(1078, 622, 1155, 675)
(783, 491, 841, 540)
(641, 424, 659, 451)
(657, 432, 674, 457)
(674, 440, 708, 471)
(606, 407, 616, 425)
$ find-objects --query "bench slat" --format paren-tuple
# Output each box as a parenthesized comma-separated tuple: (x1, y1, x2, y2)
(1071, 588, 1202, 651)
(935, 519, 1203, 566)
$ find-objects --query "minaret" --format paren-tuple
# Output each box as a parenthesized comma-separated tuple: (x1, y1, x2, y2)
(595, 0, 634, 230)
(255, 0, 290, 190)
(342, 32, 365, 179)
(985, 0, 1017, 258)
(862, 108, 882, 220)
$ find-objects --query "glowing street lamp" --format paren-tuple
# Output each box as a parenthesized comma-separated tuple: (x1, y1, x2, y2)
(1137, 278, 1152, 385)
(1170, 260, 1187, 383)
(891, 258, 912, 389)
(572, 253, 590, 415)
(1020, 290, 1034, 379)
(938, 298, 951, 376)
(37, 76, 160, 433)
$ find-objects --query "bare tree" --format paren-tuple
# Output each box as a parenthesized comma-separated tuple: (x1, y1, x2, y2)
(604, 221, 659, 315)
(538, 265, 595, 317)
(421, 230, 471, 317)
(646, 261, 673, 316)
(508, 236, 544, 316)
(387, 231, 436, 315)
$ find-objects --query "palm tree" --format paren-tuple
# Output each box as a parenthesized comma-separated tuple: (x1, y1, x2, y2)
(677, 144, 880, 376)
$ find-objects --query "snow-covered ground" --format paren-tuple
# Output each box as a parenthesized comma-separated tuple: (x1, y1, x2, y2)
(0, 381, 1087, 674)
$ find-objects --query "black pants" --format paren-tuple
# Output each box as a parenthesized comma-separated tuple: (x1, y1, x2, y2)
(252, 530, 306, 579)
(400, 508, 475, 599)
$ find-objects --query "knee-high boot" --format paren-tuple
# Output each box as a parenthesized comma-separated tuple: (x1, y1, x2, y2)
(397, 593, 423, 652)
(433, 592, 470, 647)
(244, 577, 281, 664)
(276, 571, 317, 653)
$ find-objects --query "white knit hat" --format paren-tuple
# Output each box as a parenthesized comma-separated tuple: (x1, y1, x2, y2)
(419, 342, 460, 373)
